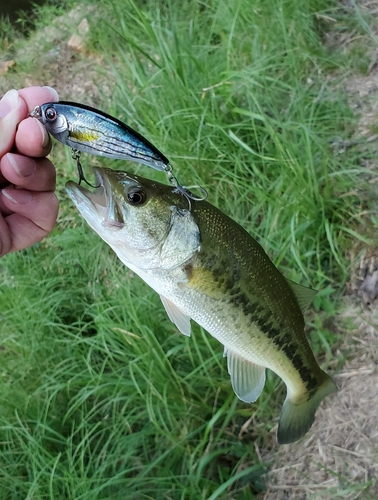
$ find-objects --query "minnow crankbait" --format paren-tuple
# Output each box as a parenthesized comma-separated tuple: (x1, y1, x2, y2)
(30, 101, 208, 207)
(30, 101, 170, 171)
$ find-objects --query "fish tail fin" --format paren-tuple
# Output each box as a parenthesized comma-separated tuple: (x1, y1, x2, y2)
(277, 372, 337, 445)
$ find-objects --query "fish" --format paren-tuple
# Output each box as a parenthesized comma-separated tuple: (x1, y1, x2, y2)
(66, 167, 337, 445)
(30, 101, 170, 171)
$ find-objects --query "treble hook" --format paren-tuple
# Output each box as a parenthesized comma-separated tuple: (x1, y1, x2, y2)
(163, 163, 208, 211)
(71, 149, 100, 188)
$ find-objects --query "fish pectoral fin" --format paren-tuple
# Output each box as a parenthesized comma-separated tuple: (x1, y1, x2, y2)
(286, 279, 317, 311)
(226, 349, 266, 403)
(160, 295, 191, 337)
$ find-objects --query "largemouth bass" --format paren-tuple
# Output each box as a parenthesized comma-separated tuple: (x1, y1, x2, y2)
(66, 167, 337, 444)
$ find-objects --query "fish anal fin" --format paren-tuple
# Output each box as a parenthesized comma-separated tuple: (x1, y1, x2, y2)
(287, 279, 317, 311)
(226, 349, 266, 403)
(160, 295, 191, 337)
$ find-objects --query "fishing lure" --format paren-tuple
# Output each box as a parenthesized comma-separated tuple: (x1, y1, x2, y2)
(30, 101, 170, 171)
(30, 101, 207, 205)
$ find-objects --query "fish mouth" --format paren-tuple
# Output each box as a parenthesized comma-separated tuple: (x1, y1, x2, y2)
(66, 167, 124, 228)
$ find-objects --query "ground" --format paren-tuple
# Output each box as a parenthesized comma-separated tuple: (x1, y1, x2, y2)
(260, 301, 378, 499)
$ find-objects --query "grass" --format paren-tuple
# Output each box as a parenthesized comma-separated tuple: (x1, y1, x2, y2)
(0, 233, 269, 498)
(0, 0, 377, 498)
(89, 0, 371, 285)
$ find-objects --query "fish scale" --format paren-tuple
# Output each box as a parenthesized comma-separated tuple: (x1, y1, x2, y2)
(66, 166, 337, 444)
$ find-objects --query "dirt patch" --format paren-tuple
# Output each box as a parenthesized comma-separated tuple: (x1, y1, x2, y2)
(0, 4, 114, 104)
(260, 302, 378, 499)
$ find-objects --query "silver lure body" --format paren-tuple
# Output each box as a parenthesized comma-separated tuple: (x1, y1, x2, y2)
(31, 101, 170, 171)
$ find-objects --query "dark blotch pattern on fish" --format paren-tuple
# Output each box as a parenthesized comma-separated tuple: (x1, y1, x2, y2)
(202, 252, 319, 391)
(189, 203, 330, 410)
(243, 296, 318, 390)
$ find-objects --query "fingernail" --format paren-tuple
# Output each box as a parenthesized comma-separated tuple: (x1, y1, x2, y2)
(2, 188, 33, 205)
(35, 119, 50, 148)
(0, 89, 19, 118)
(6, 153, 36, 177)
(42, 86, 59, 101)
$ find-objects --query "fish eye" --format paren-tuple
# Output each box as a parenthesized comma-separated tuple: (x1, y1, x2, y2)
(127, 187, 147, 205)
(44, 107, 57, 121)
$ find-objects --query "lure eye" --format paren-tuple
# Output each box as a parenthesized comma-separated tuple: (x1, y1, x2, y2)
(127, 187, 147, 206)
(44, 107, 57, 121)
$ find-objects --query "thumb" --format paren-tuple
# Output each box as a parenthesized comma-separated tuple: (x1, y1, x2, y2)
(0, 90, 28, 158)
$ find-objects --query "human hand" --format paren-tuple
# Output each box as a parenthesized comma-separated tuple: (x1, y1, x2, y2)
(0, 86, 59, 257)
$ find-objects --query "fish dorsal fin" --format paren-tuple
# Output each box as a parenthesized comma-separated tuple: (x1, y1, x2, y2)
(160, 295, 191, 337)
(226, 349, 266, 403)
(287, 279, 317, 311)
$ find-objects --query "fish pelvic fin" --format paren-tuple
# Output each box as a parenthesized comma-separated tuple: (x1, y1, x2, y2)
(226, 349, 266, 403)
(277, 372, 337, 445)
(160, 295, 191, 337)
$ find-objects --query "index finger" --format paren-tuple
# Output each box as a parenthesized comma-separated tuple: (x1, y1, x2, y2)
(0, 86, 59, 160)
(0, 90, 27, 158)
(18, 86, 59, 113)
